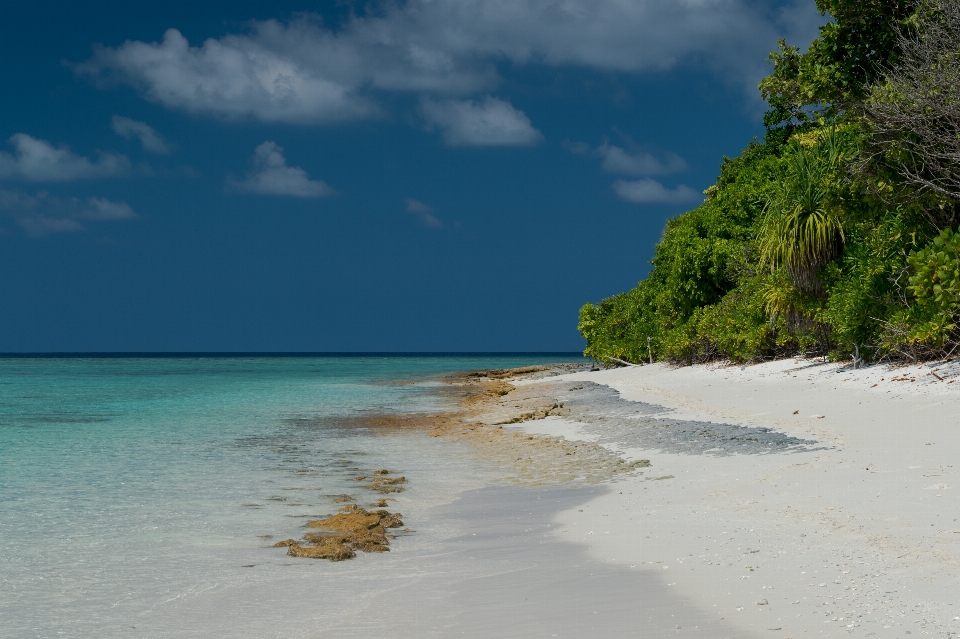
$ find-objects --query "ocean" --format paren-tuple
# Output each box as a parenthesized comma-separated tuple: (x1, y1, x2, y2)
(0, 355, 583, 638)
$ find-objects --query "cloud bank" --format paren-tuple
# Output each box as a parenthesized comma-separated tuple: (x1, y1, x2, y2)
(229, 141, 332, 197)
(612, 178, 701, 205)
(0, 134, 130, 182)
(76, 1, 822, 125)
(419, 97, 542, 147)
(0, 189, 137, 236)
(112, 116, 171, 154)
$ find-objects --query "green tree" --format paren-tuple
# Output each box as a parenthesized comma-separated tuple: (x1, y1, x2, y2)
(760, 0, 921, 128)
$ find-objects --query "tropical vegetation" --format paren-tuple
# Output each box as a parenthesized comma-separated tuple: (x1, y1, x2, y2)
(579, 0, 960, 366)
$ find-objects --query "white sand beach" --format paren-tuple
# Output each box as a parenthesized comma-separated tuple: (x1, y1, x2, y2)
(502, 359, 960, 638)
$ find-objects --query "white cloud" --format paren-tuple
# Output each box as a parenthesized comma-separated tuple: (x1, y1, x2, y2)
(75, 2, 823, 124)
(0, 134, 130, 182)
(0, 189, 137, 236)
(405, 198, 442, 227)
(419, 96, 542, 147)
(84, 197, 137, 220)
(229, 141, 332, 197)
(80, 27, 380, 124)
(112, 116, 172, 154)
(596, 143, 687, 175)
(568, 139, 689, 175)
(612, 178, 701, 204)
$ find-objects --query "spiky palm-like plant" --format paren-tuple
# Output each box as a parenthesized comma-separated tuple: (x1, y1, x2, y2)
(759, 128, 848, 295)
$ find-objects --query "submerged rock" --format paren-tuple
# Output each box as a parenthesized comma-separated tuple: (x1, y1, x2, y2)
(367, 476, 406, 493)
(286, 541, 356, 561)
(275, 505, 405, 562)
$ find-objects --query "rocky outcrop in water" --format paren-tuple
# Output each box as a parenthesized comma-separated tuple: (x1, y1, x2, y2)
(274, 504, 405, 561)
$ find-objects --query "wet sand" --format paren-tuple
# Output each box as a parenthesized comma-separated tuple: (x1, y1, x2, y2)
(124, 478, 753, 638)
(310, 484, 753, 638)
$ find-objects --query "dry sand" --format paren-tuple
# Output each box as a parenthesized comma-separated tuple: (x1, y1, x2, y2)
(494, 358, 960, 638)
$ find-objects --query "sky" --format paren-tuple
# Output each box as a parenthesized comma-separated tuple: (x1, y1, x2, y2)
(0, 0, 824, 352)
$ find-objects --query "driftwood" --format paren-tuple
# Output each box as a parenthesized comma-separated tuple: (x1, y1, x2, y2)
(604, 356, 638, 367)
(851, 344, 863, 369)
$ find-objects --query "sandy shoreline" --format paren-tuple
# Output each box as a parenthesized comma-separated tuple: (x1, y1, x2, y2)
(461, 358, 960, 638)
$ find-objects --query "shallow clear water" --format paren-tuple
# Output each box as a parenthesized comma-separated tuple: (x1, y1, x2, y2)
(0, 355, 582, 638)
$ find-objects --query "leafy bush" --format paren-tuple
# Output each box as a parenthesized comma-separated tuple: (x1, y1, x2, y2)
(577, 0, 960, 367)
(893, 227, 960, 348)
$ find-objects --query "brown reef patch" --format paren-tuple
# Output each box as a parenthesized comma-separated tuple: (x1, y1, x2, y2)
(450, 366, 552, 380)
(312, 367, 650, 486)
(274, 504, 405, 561)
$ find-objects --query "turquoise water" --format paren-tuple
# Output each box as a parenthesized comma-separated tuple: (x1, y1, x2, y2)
(0, 355, 582, 638)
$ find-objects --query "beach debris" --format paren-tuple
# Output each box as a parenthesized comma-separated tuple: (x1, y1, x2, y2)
(793, 410, 799, 414)
(605, 356, 637, 367)
(273, 505, 405, 561)
(757, 599, 769, 605)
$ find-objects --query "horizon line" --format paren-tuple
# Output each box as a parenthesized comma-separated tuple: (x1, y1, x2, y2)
(0, 351, 587, 359)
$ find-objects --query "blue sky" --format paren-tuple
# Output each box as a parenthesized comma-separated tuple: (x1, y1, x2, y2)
(0, 0, 823, 352)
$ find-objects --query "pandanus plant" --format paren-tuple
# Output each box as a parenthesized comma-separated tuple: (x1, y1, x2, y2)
(759, 128, 848, 297)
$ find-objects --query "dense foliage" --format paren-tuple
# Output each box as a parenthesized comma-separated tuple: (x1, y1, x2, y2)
(579, 0, 960, 365)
